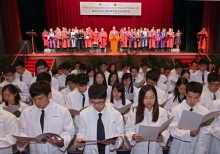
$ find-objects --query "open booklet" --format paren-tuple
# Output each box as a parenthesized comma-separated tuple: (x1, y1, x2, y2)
(79, 136, 118, 144)
(125, 93, 134, 101)
(137, 116, 174, 141)
(114, 103, 132, 114)
(69, 106, 88, 115)
(133, 79, 145, 88)
(12, 133, 61, 144)
(178, 110, 220, 130)
(3, 105, 19, 113)
(59, 86, 67, 91)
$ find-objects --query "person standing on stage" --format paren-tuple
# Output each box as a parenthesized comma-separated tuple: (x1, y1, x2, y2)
(92, 28, 99, 46)
(148, 27, 156, 51)
(67, 28, 71, 50)
(61, 27, 68, 51)
(77, 29, 84, 51)
(54, 27, 59, 35)
(128, 29, 136, 51)
(175, 29, 182, 49)
(48, 28, 56, 49)
(135, 29, 141, 51)
(55, 28, 62, 51)
(166, 28, 174, 51)
(84, 28, 92, 51)
(155, 29, 161, 51)
(160, 28, 166, 51)
(42, 29, 49, 49)
(197, 28, 208, 52)
(120, 27, 128, 49)
(98, 28, 108, 52)
(70, 28, 77, 51)
(141, 28, 149, 51)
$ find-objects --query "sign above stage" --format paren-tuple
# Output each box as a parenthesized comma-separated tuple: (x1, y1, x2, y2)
(80, 2, 141, 16)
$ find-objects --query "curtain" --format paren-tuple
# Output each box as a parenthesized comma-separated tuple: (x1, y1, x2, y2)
(0, 0, 22, 54)
(45, 0, 174, 36)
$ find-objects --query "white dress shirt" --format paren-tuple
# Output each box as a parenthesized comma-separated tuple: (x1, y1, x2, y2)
(104, 71, 110, 84)
(199, 88, 220, 109)
(157, 74, 168, 92)
(71, 69, 79, 75)
(167, 73, 180, 93)
(51, 88, 65, 106)
(189, 69, 197, 74)
(31, 76, 59, 91)
(16, 71, 33, 85)
(58, 74, 67, 87)
(190, 70, 209, 85)
(61, 87, 76, 104)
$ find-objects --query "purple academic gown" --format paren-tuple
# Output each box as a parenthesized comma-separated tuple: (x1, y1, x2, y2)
(160, 32, 166, 48)
(48, 32, 56, 48)
(155, 32, 161, 48)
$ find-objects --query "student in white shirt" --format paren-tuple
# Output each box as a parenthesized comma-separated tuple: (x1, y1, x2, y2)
(189, 60, 198, 74)
(71, 61, 81, 74)
(118, 64, 129, 80)
(125, 85, 170, 154)
(57, 65, 64, 76)
(108, 72, 119, 86)
(1, 84, 29, 114)
(94, 71, 112, 98)
(190, 59, 209, 85)
(138, 57, 148, 73)
(163, 66, 171, 79)
(76, 84, 124, 154)
(100, 62, 110, 83)
(181, 70, 191, 82)
(16, 81, 75, 154)
(169, 82, 211, 154)
(139, 62, 149, 79)
(170, 59, 182, 76)
(14, 61, 33, 85)
(164, 78, 188, 112)
(0, 66, 30, 102)
(199, 72, 220, 109)
(86, 65, 95, 86)
(130, 65, 143, 84)
(58, 62, 71, 87)
(31, 59, 59, 90)
(108, 63, 117, 74)
(36, 72, 65, 106)
(0, 106, 19, 154)
(61, 74, 77, 103)
(79, 64, 87, 74)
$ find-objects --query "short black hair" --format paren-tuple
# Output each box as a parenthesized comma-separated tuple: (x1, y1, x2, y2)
(57, 65, 62, 70)
(29, 81, 51, 98)
(66, 74, 76, 85)
(75, 73, 89, 86)
(146, 68, 161, 82)
(141, 62, 149, 67)
(130, 65, 139, 72)
(35, 59, 49, 69)
(164, 66, 171, 71)
(62, 62, 71, 70)
(181, 70, 190, 77)
(36, 72, 51, 83)
(86, 65, 95, 74)
(199, 59, 208, 66)
(182, 63, 189, 69)
(174, 63, 183, 69)
(186, 82, 203, 94)
(191, 60, 198, 65)
(141, 58, 148, 64)
(79, 64, 87, 71)
(14, 61, 25, 68)
(175, 59, 182, 65)
(3, 66, 16, 74)
(75, 61, 81, 65)
(100, 61, 107, 66)
(121, 64, 127, 69)
(207, 72, 220, 83)
(2, 84, 21, 106)
(88, 84, 107, 99)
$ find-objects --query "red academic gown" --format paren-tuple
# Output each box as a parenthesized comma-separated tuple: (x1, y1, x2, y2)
(148, 30, 156, 49)
(197, 31, 208, 50)
(98, 31, 108, 48)
(93, 31, 99, 44)
(67, 31, 71, 48)
(42, 31, 49, 47)
(166, 31, 174, 48)
(120, 31, 128, 48)
(61, 31, 67, 48)
(56, 31, 62, 48)
(84, 31, 92, 48)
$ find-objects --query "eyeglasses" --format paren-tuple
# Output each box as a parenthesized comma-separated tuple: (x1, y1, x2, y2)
(210, 83, 220, 88)
(90, 101, 105, 106)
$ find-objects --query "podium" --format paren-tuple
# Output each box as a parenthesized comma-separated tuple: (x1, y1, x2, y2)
(109, 34, 119, 53)
(26, 32, 38, 54)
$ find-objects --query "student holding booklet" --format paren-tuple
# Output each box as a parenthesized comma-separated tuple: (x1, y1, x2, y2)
(76, 84, 124, 154)
(125, 85, 170, 154)
(16, 81, 75, 154)
(169, 82, 211, 154)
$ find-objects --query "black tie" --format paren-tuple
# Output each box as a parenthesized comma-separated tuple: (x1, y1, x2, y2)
(202, 74, 204, 83)
(133, 78, 136, 82)
(214, 94, 216, 100)
(82, 94, 85, 107)
(190, 108, 193, 112)
(40, 110, 45, 133)
(97, 113, 105, 154)
(20, 75, 23, 82)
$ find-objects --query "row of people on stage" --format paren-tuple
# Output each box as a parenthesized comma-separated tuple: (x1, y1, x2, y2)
(42, 26, 182, 52)
(1, 58, 220, 154)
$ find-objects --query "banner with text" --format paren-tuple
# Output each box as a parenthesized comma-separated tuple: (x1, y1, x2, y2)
(80, 2, 141, 16)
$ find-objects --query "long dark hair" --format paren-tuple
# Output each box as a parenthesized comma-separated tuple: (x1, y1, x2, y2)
(2, 84, 21, 106)
(108, 72, 119, 86)
(122, 73, 134, 93)
(110, 82, 126, 106)
(86, 65, 95, 77)
(135, 85, 159, 124)
(108, 63, 117, 73)
(173, 78, 188, 103)
(93, 71, 107, 88)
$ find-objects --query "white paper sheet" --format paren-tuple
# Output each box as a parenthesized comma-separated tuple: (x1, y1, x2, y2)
(3, 105, 19, 113)
(82, 136, 118, 143)
(133, 79, 145, 88)
(125, 93, 134, 101)
(114, 103, 132, 114)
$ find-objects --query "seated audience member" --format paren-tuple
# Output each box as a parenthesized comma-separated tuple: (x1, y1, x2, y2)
(207, 62, 215, 73)
(76, 84, 124, 154)
(181, 70, 191, 82)
(71, 61, 81, 75)
(190, 59, 209, 85)
(118, 64, 129, 79)
(169, 82, 210, 154)
(100, 62, 110, 83)
(36, 72, 65, 106)
(108, 72, 119, 86)
(0, 65, 30, 102)
(61, 74, 77, 103)
(189, 60, 198, 74)
(139, 62, 149, 79)
(58, 62, 71, 87)
(57, 65, 64, 76)
(79, 64, 87, 74)
(16, 81, 75, 153)
(182, 63, 189, 71)
(86, 65, 95, 86)
(199, 72, 220, 109)
(31, 59, 59, 90)
(14, 61, 33, 85)
(170, 59, 182, 76)
(163, 66, 171, 78)
(130, 65, 143, 84)
(138, 57, 148, 73)
(108, 63, 117, 74)
(125, 85, 170, 154)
